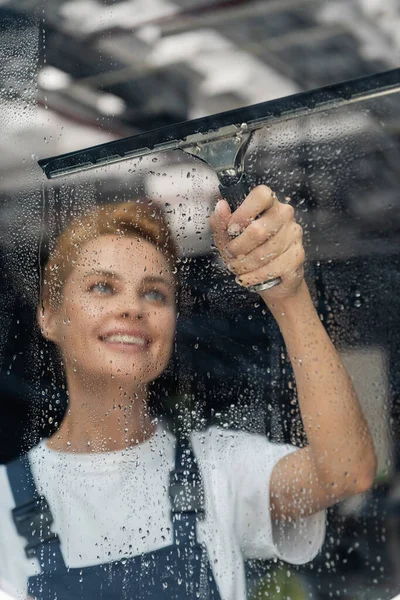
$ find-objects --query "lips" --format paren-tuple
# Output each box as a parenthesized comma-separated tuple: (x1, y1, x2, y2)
(99, 330, 151, 347)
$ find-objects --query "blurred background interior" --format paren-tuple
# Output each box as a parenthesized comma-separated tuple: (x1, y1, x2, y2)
(0, 0, 400, 598)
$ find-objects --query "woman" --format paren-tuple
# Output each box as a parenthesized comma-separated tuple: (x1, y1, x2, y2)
(0, 186, 376, 600)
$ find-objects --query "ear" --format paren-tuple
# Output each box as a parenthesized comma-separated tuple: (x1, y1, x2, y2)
(37, 302, 59, 344)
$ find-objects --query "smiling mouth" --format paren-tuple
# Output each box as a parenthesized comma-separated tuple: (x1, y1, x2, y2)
(100, 334, 149, 347)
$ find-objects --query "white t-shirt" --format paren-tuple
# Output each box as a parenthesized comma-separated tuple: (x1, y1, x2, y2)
(0, 425, 326, 600)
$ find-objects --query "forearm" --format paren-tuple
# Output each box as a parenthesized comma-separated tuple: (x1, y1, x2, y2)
(209, 188, 376, 508)
(263, 280, 377, 496)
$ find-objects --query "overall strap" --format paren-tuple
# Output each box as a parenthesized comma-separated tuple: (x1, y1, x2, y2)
(169, 436, 205, 546)
(6, 455, 66, 572)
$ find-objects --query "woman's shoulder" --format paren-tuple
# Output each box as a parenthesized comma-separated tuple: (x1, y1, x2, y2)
(192, 425, 272, 445)
(191, 425, 283, 463)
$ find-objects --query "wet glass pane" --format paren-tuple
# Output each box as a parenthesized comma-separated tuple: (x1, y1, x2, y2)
(1, 5, 400, 600)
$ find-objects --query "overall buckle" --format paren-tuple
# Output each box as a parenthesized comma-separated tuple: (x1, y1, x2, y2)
(169, 469, 205, 518)
(12, 496, 59, 559)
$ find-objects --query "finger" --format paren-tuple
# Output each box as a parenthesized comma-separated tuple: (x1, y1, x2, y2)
(209, 199, 232, 255)
(227, 223, 294, 276)
(226, 185, 277, 236)
(225, 203, 287, 258)
(235, 242, 305, 288)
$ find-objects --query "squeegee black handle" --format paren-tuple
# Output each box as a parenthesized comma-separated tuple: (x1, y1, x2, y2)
(217, 172, 282, 293)
(218, 172, 251, 209)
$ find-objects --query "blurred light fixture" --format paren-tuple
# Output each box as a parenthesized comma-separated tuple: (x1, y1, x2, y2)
(38, 66, 71, 91)
(60, 0, 178, 35)
(136, 24, 162, 45)
(149, 29, 299, 106)
(96, 93, 126, 115)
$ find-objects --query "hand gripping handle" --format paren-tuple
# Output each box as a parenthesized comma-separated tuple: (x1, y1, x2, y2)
(218, 173, 281, 293)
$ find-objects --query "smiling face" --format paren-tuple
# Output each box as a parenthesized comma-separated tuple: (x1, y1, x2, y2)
(40, 234, 177, 387)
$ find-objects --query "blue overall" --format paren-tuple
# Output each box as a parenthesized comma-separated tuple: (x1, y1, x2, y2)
(6, 437, 222, 600)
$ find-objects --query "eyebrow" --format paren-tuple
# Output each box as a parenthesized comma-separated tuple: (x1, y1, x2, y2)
(142, 276, 172, 286)
(84, 270, 116, 280)
(85, 270, 172, 286)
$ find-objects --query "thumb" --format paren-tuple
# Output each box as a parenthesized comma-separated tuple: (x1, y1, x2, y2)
(210, 199, 232, 252)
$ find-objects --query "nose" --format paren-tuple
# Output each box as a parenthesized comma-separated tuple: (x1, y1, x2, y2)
(116, 292, 146, 321)
(121, 311, 143, 320)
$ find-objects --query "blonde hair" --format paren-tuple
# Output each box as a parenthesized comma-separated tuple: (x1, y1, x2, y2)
(41, 200, 179, 310)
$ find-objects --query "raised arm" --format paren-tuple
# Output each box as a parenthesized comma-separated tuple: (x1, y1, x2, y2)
(209, 186, 377, 522)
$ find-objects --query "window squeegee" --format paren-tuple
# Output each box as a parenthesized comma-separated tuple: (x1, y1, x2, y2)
(38, 68, 400, 293)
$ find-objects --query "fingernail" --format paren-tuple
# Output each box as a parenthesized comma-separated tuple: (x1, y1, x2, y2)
(215, 200, 224, 213)
(225, 248, 234, 258)
(227, 223, 241, 237)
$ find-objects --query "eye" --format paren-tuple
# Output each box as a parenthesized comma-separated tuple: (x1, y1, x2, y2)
(89, 281, 114, 295)
(143, 288, 167, 303)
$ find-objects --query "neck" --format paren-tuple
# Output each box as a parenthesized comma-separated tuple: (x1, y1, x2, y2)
(48, 373, 156, 453)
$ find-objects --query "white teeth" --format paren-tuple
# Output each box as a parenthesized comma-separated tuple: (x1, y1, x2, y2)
(103, 335, 147, 345)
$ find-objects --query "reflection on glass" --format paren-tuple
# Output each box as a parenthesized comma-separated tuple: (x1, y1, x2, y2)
(0, 89, 400, 600)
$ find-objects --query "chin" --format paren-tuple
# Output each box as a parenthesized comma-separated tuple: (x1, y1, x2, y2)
(66, 344, 171, 384)
(106, 357, 167, 382)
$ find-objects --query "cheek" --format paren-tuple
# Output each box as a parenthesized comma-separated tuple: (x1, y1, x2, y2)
(154, 309, 176, 341)
(60, 298, 100, 337)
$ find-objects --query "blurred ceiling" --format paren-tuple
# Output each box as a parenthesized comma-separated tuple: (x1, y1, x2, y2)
(0, 0, 399, 188)
(0, 0, 399, 257)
